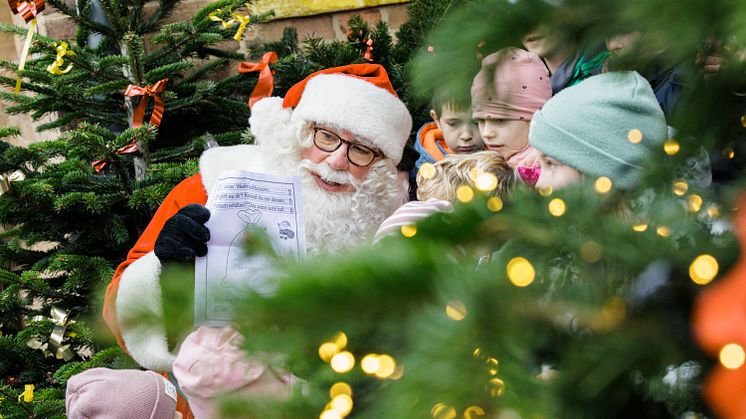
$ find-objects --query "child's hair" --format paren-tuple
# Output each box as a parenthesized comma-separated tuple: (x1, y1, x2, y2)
(417, 151, 514, 201)
(431, 89, 471, 116)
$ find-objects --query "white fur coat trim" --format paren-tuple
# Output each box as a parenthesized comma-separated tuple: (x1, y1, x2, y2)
(116, 251, 176, 372)
(198, 144, 267, 194)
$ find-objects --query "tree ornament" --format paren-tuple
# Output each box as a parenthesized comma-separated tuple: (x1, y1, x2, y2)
(8, 0, 45, 92)
(0, 170, 25, 195)
(238, 51, 278, 109)
(17, 384, 34, 403)
(123, 78, 169, 128)
(46, 41, 75, 75)
(230, 6, 252, 42)
(208, 8, 236, 29)
(693, 195, 746, 418)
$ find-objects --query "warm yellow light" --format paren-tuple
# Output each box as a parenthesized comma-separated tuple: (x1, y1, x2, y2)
(664, 139, 680, 155)
(595, 177, 612, 194)
(724, 148, 735, 159)
(374, 354, 396, 378)
(689, 254, 719, 285)
(464, 406, 486, 418)
(632, 223, 648, 232)
(401, 224, 417, 238)
(687, 194, 703, 212)
(329, 382, 352, 398)
(431, 403, 457, 419)
(319, 342, 340, 363)
(656, 226, 671, 237)
(673, 181, 688, 196)
(487, 377, 506, 397)
(389, 365, 405, 380)
(487, 197, 503, 212)
(720, 343, 746, 369)
(486, 357, 499, 375)
(538, 185, 553, 196)
(332, 332, 347, 349)
(548, 198, 566, 216)
(473, 347, 484, 359)
(468, 167, 480, 182)
(361, 354, 380, 374)
(331, 394, 353, 416)
(320, 409, 342, 419)
(446, 300, 468, 321)
(741, 115, 746, 128)
(419, 163, 436, 179)
(707, 205, 721, 218)
(457, 185, 474, 202)
(580, 241, 603, 262)
(507, 257, 535, 287)
(627, 128, 643, 144)
(475, 172, 498, 192)
(330, 351, 355, 373)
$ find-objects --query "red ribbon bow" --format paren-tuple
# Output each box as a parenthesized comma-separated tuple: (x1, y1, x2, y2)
(90, 142, 140, 172)
(238, 51, 278, 110)
(124, 78, 168, 128)
(9, 0, 45, 23)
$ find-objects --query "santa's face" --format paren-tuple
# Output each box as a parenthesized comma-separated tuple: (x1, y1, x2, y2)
(300, 124, 376, 192)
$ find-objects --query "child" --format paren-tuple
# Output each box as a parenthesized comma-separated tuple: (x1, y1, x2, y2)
(375, 151, 515, 240)
(414, 93, 483, 170)
(526, 71, 668, 190)
(470, 48, 552, 182)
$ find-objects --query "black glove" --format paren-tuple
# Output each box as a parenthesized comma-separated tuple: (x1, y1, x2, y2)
(154, 204, 211, 262)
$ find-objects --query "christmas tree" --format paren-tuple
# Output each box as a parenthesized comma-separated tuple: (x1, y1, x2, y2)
(211, 0, 744, 418)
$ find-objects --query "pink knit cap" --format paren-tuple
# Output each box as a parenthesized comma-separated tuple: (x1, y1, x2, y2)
(66, 368, 177, 419)
(471, 48, 552, 122)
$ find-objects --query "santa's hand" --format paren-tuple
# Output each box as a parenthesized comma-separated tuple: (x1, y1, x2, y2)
(154, 204, 211, 262)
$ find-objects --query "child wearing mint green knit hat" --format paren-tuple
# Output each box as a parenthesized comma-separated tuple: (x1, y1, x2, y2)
(526, 71, 668, 190)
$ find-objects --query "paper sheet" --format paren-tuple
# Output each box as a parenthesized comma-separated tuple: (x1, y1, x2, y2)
(195, 170, 305, 326)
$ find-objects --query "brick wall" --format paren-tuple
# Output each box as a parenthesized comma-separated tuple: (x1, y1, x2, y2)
(1, 1, 411, 146)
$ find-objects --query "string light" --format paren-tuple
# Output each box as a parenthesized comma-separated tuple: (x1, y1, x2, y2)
(723, 148, 735, 159)
(689, 254, 718, 285)
(331, 394, 354, 416)
(741, 115, 746, 128)
(486, 357, 499, 375)
(487, 197, 503, 212)
(320, 409, 342, 419)
(538, 185, 553, 196)
(475, 172, 498, 192)
(361, 354, 380, 374)
(389, 365, 405, 380)
(580, 241, 602, 262)
(627, 128, 643, 143)
(446, 300, 468, 321)
(375, 355, 397, 378)
(595, 177, 612, 194)
(419, 163, 436, 179)
(330, 382, 352, 398)
(332, 332, 348, 348)
(330, 351, 355, 373)
(432, 403, 457, 419)
(473, 347, 484, 359)
(663, 139, 680, 155)
(319, 342, 340, 362)
(457, 185, 474, 202)
(548, 198, 566, 216)
(687, 194, 703, 212)
(487, 377, 506, 397)
(707, 205, 721, 218)
(673, 180, 688, 196)
(507, 257, 535, 287)
(401, 224, 417, 238)
(719, 343, 746, 369)
(464, 406, 486, 418)
(656, 226, 671, 237)
(632, 223, 648, 232)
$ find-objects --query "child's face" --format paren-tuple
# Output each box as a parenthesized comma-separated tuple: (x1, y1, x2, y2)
(431, 105, 483, 153)
(534, 152, 582, 190)
(474, 118, 530, 159)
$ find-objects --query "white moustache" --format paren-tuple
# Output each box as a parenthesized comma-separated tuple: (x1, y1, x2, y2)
(300, 160, 359, 187)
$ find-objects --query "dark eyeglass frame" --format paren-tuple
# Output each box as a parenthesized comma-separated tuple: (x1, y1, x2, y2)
(311, 126, 380, 167)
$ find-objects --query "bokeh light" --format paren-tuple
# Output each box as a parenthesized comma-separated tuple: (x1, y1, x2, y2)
(401, 224, 417, 238)
(663, 139, 680, 155)
(331, 351, 355, 373)
(548, 198, 566, 216)
(457, 185, 474, 202)
(594, 177, 612, 194)
(476, 172, 498, 191)
(487, 197, 503, 212)
(507, 257, 535, 287)
(673, 181, 688, 196)
(329, 382, 352, 398)
(720, 343, 746, 369)
(627, 128, 643, 144)
(446, 300, 468, 321)
(419, 162, 436, 179)
(689, 254, 718, 285)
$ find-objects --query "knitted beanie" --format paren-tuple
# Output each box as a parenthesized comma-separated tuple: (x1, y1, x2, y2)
(66, 368, 177, 419)
(529, 71, 667, 189)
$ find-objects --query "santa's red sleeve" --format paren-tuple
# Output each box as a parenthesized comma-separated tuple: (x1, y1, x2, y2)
(103, 174, 207, 366)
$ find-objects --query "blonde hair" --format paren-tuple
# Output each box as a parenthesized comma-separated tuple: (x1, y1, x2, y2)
(416, 151, 515, 201)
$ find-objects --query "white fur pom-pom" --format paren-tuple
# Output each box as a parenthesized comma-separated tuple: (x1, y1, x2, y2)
(249, 97, 293, 145)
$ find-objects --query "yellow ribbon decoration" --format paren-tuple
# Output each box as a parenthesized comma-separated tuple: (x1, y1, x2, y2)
(17, 384, 33, 403)
(14, 18, 36, 93)
(208, 8, 235, 29)
(46, 41, 75, 75)
(0, 170, 25, 196)
(231, 8, 251, 42)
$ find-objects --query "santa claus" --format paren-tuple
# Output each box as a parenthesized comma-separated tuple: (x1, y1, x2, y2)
(67, 64, 412, 419)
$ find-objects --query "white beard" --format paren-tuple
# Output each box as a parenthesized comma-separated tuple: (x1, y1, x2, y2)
(256, 121, 408, 256)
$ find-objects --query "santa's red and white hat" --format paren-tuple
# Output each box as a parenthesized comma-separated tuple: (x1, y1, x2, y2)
(252, 64, 412, 165)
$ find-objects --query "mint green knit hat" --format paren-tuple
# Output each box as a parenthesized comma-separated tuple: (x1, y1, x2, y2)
(529, 71, 667, 189)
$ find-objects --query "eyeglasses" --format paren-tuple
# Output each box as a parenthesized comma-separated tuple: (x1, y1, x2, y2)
(312, 126, 380, 167)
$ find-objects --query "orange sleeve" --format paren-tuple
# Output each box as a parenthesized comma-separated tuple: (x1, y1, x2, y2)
(102, 174, 208, 350)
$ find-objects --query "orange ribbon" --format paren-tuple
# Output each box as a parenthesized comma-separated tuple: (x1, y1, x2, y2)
(123, 78, 168, 128)
(91, 142, 140, 172)
(363, 38, 374, 62)
(238, 52, 278, 110)
(9, 0, 45, 23)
